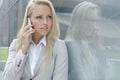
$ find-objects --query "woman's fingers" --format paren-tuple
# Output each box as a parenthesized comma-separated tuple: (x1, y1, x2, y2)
(23, 25, 32, 33)
(22, 27, 35, 38)
(26, 28, 35, 37)
(21, 25, 34, 54)
(21, 27, 35, 48)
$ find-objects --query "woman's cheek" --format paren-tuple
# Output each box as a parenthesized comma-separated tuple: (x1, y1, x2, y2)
(32, 21, 40, 29)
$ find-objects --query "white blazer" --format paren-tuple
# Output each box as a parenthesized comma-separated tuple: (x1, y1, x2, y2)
(2, 39, 68, 80)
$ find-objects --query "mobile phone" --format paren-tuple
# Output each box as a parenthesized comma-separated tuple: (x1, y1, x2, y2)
(28, 18, 32, 26)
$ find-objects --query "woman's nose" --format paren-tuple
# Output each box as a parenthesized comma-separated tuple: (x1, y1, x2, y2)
(43, 18, 47, 24)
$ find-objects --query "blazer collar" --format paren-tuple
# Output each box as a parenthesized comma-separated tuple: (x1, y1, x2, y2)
(26, 46, 46, 77)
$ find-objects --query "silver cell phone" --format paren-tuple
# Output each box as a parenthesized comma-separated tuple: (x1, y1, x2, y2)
(28, 18, 32, 26)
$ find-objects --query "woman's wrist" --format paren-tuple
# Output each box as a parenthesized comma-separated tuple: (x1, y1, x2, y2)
(21, 45, 27, 55)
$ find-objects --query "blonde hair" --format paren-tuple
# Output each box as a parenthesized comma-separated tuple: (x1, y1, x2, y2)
(17, 0, 60, 65)
(66, 1, 100, 40)
(65, 1, 102, 65)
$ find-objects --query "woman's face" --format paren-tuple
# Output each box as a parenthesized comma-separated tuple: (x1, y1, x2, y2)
(81, 9, 99, 37)
(30, 4, 53, 37)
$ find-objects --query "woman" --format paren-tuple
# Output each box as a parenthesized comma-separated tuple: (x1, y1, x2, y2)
(2, 0, 68, 80)
(65, 1, 112, 80)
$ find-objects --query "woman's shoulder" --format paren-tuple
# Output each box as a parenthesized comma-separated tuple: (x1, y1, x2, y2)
(53, 39, 67, 55)
(9, 39, 18, 47)
(12, 38, 18, 42)
(54, 39, 66, 46)
(11, 39, 18, 44)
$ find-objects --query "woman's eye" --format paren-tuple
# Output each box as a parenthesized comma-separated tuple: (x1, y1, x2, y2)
(36, 16, 42, 19)
(47, 15, 52, 19)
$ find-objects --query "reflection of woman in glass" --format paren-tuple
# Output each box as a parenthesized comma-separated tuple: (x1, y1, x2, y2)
(3, 0, 68, 80)
(65, 1, 112, 80)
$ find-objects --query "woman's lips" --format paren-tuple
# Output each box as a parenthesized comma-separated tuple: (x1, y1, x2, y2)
(40, 27, 48, 30)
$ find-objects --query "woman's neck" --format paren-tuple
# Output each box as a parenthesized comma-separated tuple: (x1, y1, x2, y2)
(32, 33, 43, 45)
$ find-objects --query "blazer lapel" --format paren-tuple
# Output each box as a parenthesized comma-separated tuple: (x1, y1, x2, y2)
(25, 56, 32, 77)
(34, 46, 46, 77)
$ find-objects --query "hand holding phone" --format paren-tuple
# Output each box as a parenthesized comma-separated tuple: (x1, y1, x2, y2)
(22, 18, 35, 54)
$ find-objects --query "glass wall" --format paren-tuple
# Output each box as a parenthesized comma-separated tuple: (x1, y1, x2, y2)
(0, 0, 120, 79)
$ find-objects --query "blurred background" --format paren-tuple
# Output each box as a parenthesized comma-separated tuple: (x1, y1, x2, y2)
(0, 0, 120, 79)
